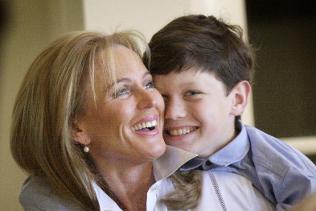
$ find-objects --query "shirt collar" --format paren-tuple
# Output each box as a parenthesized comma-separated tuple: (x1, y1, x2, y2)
(152, 145, 198, 180)
(93, 182, 123, 211)
(209, 121, 250, 166)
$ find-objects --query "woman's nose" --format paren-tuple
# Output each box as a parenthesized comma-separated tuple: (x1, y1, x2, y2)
(137, 90, 158, 110)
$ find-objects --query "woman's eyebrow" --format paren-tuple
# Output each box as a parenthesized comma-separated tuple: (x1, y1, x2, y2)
(105, 78, 130, 91)
(106, 71, 151, 89)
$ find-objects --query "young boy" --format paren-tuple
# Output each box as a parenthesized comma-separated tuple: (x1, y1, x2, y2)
(145, 14, 316, 210)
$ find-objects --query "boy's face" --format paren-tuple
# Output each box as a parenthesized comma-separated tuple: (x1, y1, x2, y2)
(154, 68, 248, 157)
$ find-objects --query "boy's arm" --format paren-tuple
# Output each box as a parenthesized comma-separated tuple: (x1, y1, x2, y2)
(275, 167, 316, 211)
(247, 125, 316, 210)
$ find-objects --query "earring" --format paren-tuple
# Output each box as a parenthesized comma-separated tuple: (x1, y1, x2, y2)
(83, 145, 90, 153)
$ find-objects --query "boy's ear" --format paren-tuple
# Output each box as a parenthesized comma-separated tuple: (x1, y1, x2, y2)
(229, 80, 251, 116)
(71, 120, 91, 145)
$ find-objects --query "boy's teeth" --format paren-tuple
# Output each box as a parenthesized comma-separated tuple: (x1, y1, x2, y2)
(133, 120, 157, 131)
(169, 127, 194, 136)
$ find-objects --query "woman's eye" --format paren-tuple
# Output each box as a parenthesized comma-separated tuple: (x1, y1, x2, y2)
(113, 88, 130, 98)
(145, 81, 155, 89)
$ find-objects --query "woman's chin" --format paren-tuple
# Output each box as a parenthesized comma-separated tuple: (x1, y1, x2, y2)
(146, 141, 166, 160)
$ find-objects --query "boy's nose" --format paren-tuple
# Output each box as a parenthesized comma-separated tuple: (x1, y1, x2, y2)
(164, 99, 186, 120)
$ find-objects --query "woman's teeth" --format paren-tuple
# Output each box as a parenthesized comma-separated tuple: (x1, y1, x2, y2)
(133, 120, 157, 131)
(168, 127, 195, 136)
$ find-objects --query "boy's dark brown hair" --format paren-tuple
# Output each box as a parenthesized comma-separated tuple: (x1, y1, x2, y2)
(144, 14, 254, 93)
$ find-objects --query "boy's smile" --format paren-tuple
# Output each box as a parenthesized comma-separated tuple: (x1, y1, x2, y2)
(154, 68, 245, 157)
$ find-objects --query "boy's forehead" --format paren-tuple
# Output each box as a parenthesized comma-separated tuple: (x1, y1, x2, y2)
(153, 70, 199, 89)
(153, 69, 225, 90)
(153, 68, 208, 80)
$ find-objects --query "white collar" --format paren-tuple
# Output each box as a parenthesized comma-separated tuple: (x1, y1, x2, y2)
(93, 182, 122, 211)
(153, 145, 198, 180)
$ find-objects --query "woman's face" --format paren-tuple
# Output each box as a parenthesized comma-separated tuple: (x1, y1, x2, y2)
(74, 45, 166, 165)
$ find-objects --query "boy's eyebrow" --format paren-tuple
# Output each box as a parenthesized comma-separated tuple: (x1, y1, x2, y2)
(155, 81, 197, 88)
(180, 82, 198, 86)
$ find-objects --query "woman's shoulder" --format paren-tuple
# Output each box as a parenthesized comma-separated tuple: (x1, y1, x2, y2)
(20, 176, 53, 206)
(20, 176, 84, 211)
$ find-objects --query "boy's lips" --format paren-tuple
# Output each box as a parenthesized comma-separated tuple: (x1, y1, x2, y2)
(165, 126, 199, 137)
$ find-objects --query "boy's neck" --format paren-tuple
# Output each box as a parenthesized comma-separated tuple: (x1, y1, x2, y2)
(201, 120, 242, 159)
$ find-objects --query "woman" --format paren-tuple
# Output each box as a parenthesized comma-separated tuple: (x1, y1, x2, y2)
(11, 31, 197, 211)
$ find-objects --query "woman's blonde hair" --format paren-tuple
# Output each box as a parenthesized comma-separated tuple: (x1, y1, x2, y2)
(11, 31, 148, 210)
(163, 171, 202, 209)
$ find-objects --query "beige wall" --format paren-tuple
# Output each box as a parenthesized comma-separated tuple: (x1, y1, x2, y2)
(0, 0, 248, 209)
(0, 0, 83, 210)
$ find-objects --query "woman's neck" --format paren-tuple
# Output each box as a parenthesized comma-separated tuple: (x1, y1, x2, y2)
(96, 160, 155, 211)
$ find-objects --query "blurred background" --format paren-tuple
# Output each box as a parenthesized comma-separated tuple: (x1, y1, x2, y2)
(0, 0, 315, 210)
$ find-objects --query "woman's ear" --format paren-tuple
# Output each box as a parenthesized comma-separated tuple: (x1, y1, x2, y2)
(229, 80, 251, 116)
(71, 119, 91, 145)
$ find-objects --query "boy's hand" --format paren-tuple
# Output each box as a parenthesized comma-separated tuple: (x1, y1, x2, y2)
(291, 193, 316, 211)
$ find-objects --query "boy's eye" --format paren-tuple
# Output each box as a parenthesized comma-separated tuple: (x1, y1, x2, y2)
(145, 81, 155, 89)
(184, 90, 202, 96)
(161, 94, 168, 102)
